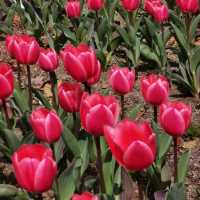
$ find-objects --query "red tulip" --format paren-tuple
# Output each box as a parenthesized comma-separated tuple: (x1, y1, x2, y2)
(144, 0, 161, 15)
(58, 82, 83, 112)
(80, 92, 120, 136)
(0, 63, 14, 100)
(12, 144, 57, 193)
(104, 119, 156, 171)
(121, 0, 140, 12)
(176, 0, 199, 13)
(140, 74, 169, 105)
(37, 48, 59, 72)
(65, 0, 81, 18)
(159, 101, 192, 137)
(87, 0, 104, 10)
(108, 65, 135, 94)
(29, 107, 63, 143)
(60, 43, 101, 85)
(71, 192, 99, 200)
(13, 34, 40, 65)
(5, 34, 17, 58)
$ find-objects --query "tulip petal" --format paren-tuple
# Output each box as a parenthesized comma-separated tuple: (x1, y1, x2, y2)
(0, 74, 12, 99)
(123, 141, 154, 171)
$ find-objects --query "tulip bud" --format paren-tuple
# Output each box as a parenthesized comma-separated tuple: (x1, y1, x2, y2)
(58, 82, 83, 112)
(37, 48, 59, 72)
(13, 34, 40, 65)
(29, 107, 63, 143)
(80, 92, 120, 136)
(65, 0, 81, 18)
(104, 119, 156, 171)
(108, 65, 135, 94)
(0, 63, 14, 100)
(60, 43, 101, 85)
(71, 192, 99, 200)
(87, 0, 104, 10)
(159, 101, 192, 137)
(121, 0, 140, 12)
(12, 144, 57, 193)
(140, 74, 169, 105)
(176, 0, 199, 13)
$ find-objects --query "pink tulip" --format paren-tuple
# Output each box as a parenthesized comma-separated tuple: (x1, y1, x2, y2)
(29, 107, 63, 143)
(0, 63, 14, 100)
(12, 144, 57, 193)
(140, 74, 169, 105)
(5, 34, 17, 58)
(176, 0, 199, 13)
(60, 43, 101, 85)
(37, 48, 59, 72)
(104, 119, 156, 171)
(121, 0, 140, 12)
(13, 34, 40, 65)
(80, 92, 120, 136)
(87, 0, 104, 10)
(108, 65, 135, 94)
(65, 0, 81, 18)
(58, 82, 83, 112)
(159, 101, 192, 136)
(71, 192, 99, 200)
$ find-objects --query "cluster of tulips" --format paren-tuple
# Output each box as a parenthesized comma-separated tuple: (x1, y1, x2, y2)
(0, 0, 196, 199)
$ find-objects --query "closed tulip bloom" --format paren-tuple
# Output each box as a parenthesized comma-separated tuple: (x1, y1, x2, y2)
(176, 0, 199, 13)
(108, 65, 135, 94)
(152, 3, 169, 22)
(12, 144, 57, 193)
(5, 34, 17, 58)
(144, 0, 161, 15)
(121, 0, 140, 12)
(13, 34, 40, 65)
(159, 101, 192, 137)
(65, 0, 81, 18)
(71, 192, 99, 200)
(87, 0, 104, 10)
(37, 48, 59, 72)
(60, 43, 101, 85)
(80, 92, 120, 136)
(104, 119, 156, 171)
(58, 82, 83, 112)
(29, 107, 63, 143)
(140, 74, 169, 105)
(0, 63, 14, 100)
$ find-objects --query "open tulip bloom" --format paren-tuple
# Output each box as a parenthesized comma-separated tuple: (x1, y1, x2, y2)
(12, 144, 57, 193)
(104, 119, 156, 171)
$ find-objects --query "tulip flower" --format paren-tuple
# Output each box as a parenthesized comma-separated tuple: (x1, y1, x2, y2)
(37, 48, 59, 72)
(80, 92, 120, 136)
(12, 144, 57, 193)
(13, 34, 40, 65)
(140, 74, 169, 106)
(60, 43, 101, 85)
(104, 119, 156, 171)
(5, 34, 17, 58)
(176, 0, 199, 13)
(71, 192, 99, 200)
(159, 101, 192, 137)
(121, 0, 140, 12)
(87, 0, 104, 10)
(58, 82, 83, 113)
(65, 0, 81, 18)
(108, 65, 135, 95)
(29, 107, 63, 143)
(0, 63, 14, 100)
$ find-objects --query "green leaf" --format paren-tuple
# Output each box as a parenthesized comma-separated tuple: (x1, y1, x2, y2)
(177, 151, 190, 183)
(116, 27, 130, 45)
(128, 105, 141, 119)
(191, 46, 200, 72)
(166, 183, 186, 200)
(190, 14, 200, 39)
(0, 184, 18, 197)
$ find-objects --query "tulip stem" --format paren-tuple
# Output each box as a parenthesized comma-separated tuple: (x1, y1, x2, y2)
(138, 180, 144, 200)
(49, 72, 58, 110)
(120, 95, 125, 119)
(27, 65, 32, 111)
(173, 137, 178, 183)
(72, 112, 77, 136)
(2, 99, 9, 127)
(84, 83, 91, 94)
(17, 62, 22, 87)
(153, 105, 157, 123)
(94, 137, 106, 193)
